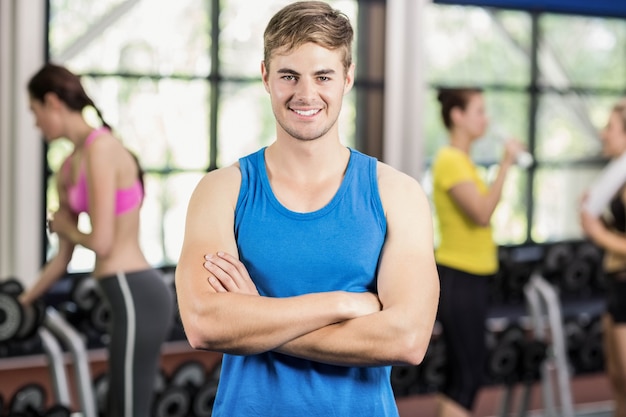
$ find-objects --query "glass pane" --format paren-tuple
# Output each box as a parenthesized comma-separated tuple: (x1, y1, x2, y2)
(50, 0, 210, 76)
(135, 172, 207, 267)
(80, 76, 210, 170)
(492, 166, 528, 245)
(218, 82, 275, 166)
(532, 166, 603, 242)
(219, 0, 359, 78)
(536, 93, 619, 162)
(424, 89, 530, 163)
(540, 15, 626, 89)
(218, 82, 356, 167)
(424, 5, 531, 87)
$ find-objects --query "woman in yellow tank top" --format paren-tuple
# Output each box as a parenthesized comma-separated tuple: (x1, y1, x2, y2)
(432, 88, 526, 417)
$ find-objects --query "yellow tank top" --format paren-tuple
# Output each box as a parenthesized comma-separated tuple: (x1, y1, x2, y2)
(432, 146, 498, 275)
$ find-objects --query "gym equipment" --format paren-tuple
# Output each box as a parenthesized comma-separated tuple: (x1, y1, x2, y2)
(8, 383, 46, 416)
(42, 404, 72, 417)
(38, 326, 71, 407)
(419, 336, 447, 391)
(40, 307, 97, 417)
(0, 280, 45, 343)
(171, 360, 206, 389)
(390, 365, 418, 397)
(486, 324, 524, 384)
(499, 272, 574, 417)
(70, 276, 100, 311)
(583, 151, 626, 217)
(576, 317, 604, 373)
(152, 361, 209, 417)
(191, 364, 220, 417)
(542, 242, 574, 278)
(152, 386, 190, 417)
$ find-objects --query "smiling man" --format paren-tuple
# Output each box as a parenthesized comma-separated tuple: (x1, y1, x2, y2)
(174, 1, 440, 416)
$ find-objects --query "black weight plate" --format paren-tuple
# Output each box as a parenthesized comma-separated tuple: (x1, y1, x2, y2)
(170, 361, 206, 388)
(43, 404, 72, 417)
(152, 386, 190, 417)
(0, 293, 24, 342)
(9, 383, 46, 414)
(90, 301, 111, 333)
(71, 277, 100, 311)
(192, 382, 218, 417)
(0, 278, 24, 296)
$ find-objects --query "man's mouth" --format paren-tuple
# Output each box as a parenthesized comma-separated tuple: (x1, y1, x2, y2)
(291, 108, 321, 117)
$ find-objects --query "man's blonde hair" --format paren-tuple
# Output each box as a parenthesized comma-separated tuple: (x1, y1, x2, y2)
(263, 1, 354, 75)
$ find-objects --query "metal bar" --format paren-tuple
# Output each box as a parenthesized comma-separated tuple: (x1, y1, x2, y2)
(43, 307, 97, 417)
(38, 326, 71, 407)
(531, 274, 575, 417)
(523, 281, 557, 416)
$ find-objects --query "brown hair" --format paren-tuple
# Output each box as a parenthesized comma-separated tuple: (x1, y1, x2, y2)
(28, 63, 145, 188)
(437, 87, 483, 130)
(27, 63, 111, 130)
(263, 1, 353, 74)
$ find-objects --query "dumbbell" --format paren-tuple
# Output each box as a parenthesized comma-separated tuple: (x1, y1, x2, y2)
(419, 336, 447, 391)
(153, 361, 207, 417)
(576, 317, 604, 373)
(191, 363, 221, 417)
(518, 339, 547, 381)
(8, 383, 46, 416)
(70, 276, 111, 336)
(485, 324, 524, 384)
(542, 243, 574, 279)
(390, 365, 418, 397)
(560, 243, 601, 294)
(0, 279, 46, 344)
(41, 404, 72, 417)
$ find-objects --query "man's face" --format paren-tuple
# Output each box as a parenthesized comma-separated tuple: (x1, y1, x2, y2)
(262, 42, 354, 142)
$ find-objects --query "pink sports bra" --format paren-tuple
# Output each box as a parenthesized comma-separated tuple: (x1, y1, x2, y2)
(65, 127, 144, 216)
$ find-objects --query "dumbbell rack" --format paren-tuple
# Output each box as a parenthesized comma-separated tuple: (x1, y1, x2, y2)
(38, 307, 97, 417)
(498, 272, 575, 417)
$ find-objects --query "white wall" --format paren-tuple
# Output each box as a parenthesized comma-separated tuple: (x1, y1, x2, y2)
(0, 0, 46, 284)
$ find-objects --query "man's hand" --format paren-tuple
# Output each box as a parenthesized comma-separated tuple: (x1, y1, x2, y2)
(204, 252, 259, 295)
(202, 252, 381, 317)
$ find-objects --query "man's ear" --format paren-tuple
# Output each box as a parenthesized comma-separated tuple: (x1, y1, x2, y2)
(261, 61, 270, 93)
(343, 63, 355, 95)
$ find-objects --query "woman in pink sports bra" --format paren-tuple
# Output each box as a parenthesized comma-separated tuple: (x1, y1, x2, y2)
(20, 63, 173, 417)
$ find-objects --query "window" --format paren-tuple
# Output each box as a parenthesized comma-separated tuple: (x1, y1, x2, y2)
(45, 0, 365, 271)
(422, 3, 626, 245)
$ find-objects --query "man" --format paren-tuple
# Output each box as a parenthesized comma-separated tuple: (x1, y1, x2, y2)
(175, 1, 439, 415)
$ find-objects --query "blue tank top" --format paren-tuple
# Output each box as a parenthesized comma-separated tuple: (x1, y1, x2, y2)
(211, 147, 397, 416)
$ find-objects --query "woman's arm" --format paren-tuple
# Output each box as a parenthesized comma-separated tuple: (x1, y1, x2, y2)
(19, 175, 75, 305)
(449, 141, 520, 226)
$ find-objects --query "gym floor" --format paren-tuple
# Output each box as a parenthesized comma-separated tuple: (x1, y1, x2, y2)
(396, 372, 614, 417)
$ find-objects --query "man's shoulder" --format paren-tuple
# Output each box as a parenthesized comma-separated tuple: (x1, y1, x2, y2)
(194, 163, 242, 198)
